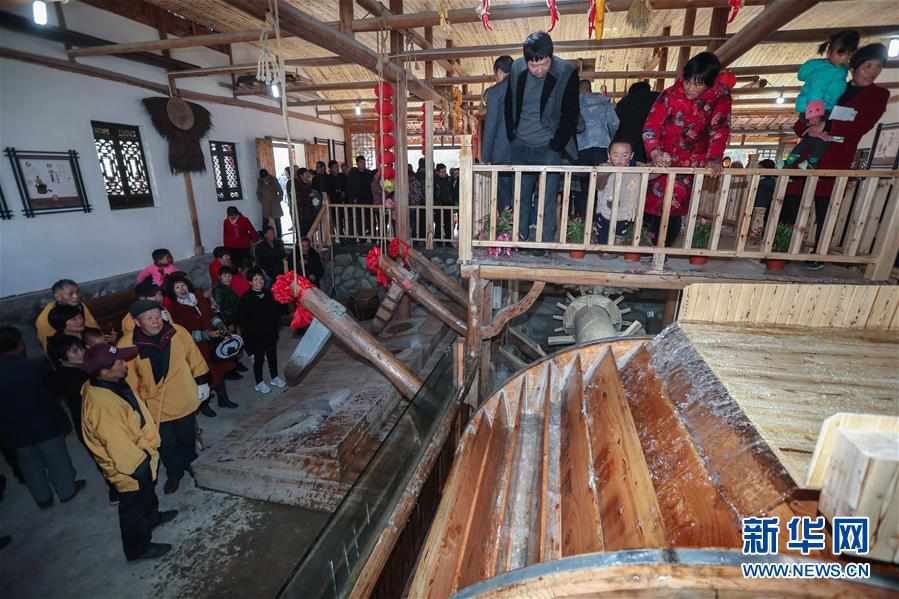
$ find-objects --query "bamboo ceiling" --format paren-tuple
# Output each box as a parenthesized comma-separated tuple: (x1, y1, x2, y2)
(146, 0, 899, 132)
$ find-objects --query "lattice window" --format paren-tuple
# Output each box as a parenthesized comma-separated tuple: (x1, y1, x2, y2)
(351, 133, 376, 169)
(756, 147, 777, 163)
(210, 141, 243, 202)
(91, 121, 153, 210)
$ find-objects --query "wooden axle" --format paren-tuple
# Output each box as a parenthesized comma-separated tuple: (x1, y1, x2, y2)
(379, 255, 467, 336)
(300, 286, 422, 400)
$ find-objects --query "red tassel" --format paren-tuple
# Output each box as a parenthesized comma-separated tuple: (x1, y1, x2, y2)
(547, 0, 559, 33)
(727, 0, 742, 23)
(587, 0, 596, 39)
(479, 0, 493, 32)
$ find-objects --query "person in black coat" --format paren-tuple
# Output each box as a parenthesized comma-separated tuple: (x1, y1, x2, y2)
(239, 269, 285, 395)
(0, 326, 84, 508)
(46, 334, 89, 443)
(255, 226, 286, 280)
(613, 80, 660, 163)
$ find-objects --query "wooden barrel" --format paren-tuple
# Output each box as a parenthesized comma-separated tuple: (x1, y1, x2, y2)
(351, 288, 380, 321)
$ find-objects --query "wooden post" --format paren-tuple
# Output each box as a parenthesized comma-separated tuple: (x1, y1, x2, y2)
(676, 8, 697, 76)
(453, 337, 466, 389)
(339, 0, 354, 35)
(300, 287, 423, 400)
(424, 100, 435, 249)
(479, 280, 494, 400)
(459, 135, 474, 262)
(380, 255, 467, 335)
(655, 26, 671, 92)
(424, 26, 434, 82)
(183, 172, 205, 256)
(407, 247, 468, 307)
(394, 69, 412, 320)
(467, 268, 482, 360)
(706, 7, 728, 52)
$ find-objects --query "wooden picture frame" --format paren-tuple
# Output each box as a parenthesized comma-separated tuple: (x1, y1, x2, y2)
(867, 122, 899, 169)
(4, 148, 91, 217)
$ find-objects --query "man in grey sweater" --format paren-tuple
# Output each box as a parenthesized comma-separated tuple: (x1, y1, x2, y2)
(504, 32, 580, 243)
(481, 56, 514, 211)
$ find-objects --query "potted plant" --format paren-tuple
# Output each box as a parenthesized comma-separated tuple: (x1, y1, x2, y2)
(767, 224, 793, 272)
(690, 222, 712, 265)
(620, 222, 644, 262)
(566, 217, 587, 259)
(483, 208, 515, 257)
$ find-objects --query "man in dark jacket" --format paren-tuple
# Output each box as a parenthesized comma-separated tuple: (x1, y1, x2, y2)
(327, 160, 346, 203)
(434, 164, 454, 241)
(504, 32, 579, 242)
(347, 155, 373, 236)
(0, 326, 85, 508)
(613, 80, 659, 163)
(482, 55, 515, 211)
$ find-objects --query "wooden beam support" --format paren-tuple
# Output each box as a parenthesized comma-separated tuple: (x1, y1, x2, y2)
(424, 26, 434, 82)
(706, 7, 729, 52)
(339, 0, 354, 35)
(407, 247, 468, 307)
(380, 256, 467, 335)
(677, 8, 697, 76)
(221, 0, 442, 102)
(715, 0, 821, 67)
(300, 287, 423, 400)
(68, 29, 272, 57)
(482, 282, 546, 339)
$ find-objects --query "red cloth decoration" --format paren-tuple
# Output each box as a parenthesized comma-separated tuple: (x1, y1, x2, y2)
(272, 272, 316, 330)
(546, 0, 559, 33)
(479, 0, 493, 31)
(388, 238, 411, 265)
(718, 70, 737, 89)
(373, 82, 395, 97)
(727, 0, 742, 23)
(587, 0, 597, 39)
(382, 134, 395, 149)
(366, 246, 390, 288)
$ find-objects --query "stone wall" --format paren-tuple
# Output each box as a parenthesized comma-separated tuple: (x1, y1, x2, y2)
(0, 254, 214, 355)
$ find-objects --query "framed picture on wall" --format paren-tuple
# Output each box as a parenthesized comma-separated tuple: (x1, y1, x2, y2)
(4, 148, 91, 217)
(0, 181, 11, 220)
(852, 148, 871, 170)
(867, 122, 899, 169)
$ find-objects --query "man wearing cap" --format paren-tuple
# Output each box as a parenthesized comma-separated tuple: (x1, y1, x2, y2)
(35, 279, 103, 351)
(121, 279, 171, 336)
(81, 343, 177, 561)
(120, 300, 209, 494)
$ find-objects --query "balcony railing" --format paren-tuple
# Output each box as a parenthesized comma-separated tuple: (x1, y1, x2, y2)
(308, 202, 459, 249)
(454, 137, 899, 281)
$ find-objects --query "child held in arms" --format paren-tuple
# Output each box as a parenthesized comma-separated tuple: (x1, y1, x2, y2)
(136, 249, 177, 287)
(593, 141, 643, 245)
(783, 30, 859, 169)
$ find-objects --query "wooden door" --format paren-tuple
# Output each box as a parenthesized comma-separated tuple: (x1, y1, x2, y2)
(304, 143, 330, 170)
(256, 137, 276, 175)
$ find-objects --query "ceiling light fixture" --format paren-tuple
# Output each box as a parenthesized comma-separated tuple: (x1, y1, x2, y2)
(775, 93, 785, 105)
(355, 103, 362, 116)
(889, 39, 899, 59)
(271, 83, 281, 99)
(33, 1, 48, 26)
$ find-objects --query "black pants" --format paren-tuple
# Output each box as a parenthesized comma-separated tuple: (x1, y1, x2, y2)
(226, 247, 251, 269)
(780, 195, 830, 247)
(158, 413, 197, 483)
(644, 214, 683, 247)
(252, 345, 279, 383)
(119, 460, 160, 560)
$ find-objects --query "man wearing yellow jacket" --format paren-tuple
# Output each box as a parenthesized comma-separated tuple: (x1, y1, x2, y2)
(81, 343, 177, 561)
(35, 279, 101, 352)
(120, 300, 210, 494)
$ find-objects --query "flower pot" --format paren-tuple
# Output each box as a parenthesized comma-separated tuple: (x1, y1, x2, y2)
(568, 250, 586, 259)
(689, 255, 708, 266)
(766, 259, 786, 272)
(623, 252, 641, 262)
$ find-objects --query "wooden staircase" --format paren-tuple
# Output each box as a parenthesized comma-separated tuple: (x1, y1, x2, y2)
(408, 331, 898, 599)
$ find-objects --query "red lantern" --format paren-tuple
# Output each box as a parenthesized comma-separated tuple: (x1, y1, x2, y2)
(380, 118, 395, 133)
(381, 150, 395, 164)
(382, 134, 395, 149)
(383, 166, 396, 180)
(374, 81, 395, 98)
(376, 100, 394, 116)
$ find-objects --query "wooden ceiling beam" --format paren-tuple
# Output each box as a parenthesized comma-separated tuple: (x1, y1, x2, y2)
(221, 0, 442, 102)
(715, 0, 820, 66)
(67, 29, 272, 57)
(341, 0, 779, 32)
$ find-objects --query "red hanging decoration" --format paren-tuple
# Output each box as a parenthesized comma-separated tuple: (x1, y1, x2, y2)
(383, 166, 396, 180)
(382, 134, 395, 149)
(376, 100, 394, 116)
(727, 0, 742, 23)
(388, 238, 411, 265)
(272, 272, 316, 330)
(718, 70, 737, 89)
(546, 0, 560, 33)
(366, 246, 390, 288)
(381, 150, 396, 164)
(380, 117, 395, 133)
(373, 82, 395, 97)
(478, 0, 493, 32)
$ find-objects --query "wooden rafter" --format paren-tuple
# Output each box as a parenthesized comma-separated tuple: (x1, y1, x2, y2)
(715, 0, 820, 66)
(67, 29, 272, 57)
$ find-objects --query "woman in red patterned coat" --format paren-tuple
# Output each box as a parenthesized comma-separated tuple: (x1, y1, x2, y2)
(642, 52, 732, 246)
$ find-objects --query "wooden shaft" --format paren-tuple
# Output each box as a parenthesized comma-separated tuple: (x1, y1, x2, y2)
(715, 0, 821, 66)
(380, 256, 467, 335)
(407, 247, 468, 307)
(300, 287, 422, 400)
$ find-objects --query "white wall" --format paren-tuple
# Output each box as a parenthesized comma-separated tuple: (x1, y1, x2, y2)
(0, 5, 345, 298)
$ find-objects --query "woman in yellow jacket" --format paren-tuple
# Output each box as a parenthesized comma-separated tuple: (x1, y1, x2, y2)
(80, 343, 177, 561)
(35, 279, 101, 352)
(119, 300, 209, 494)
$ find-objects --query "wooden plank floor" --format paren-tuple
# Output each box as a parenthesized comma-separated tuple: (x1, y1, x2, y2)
(680, 322, 899, 487)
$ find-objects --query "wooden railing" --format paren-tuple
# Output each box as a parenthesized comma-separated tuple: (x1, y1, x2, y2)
(456, 137, 899, 281)
(308, 201, 459, 248)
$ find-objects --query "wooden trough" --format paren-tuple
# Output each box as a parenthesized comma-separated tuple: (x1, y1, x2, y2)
(408, 284, 899, 598)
